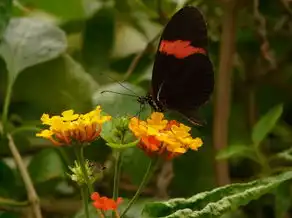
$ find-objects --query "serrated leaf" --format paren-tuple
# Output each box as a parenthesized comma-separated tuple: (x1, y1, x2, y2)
(274, 148, 292, 162)
(142, 171, 292, 218)
(28, 148, 65, 184)
(0, 0, 12, 41)
(0, 18, 67, 82)
(252, 104, 283, 145)
(216, 144, 257, 161)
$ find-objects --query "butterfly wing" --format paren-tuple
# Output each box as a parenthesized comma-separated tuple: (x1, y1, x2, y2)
(151, 6, 214, 114)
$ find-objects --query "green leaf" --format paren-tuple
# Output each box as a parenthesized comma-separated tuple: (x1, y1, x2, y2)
(274, 182, 291, 218)
(142, 171, 292, 218)
(216, 144, 257, 161)
(92, 82, 150, 117)
(0, 161, 17, 198)
(122, 147, 150, 185)
(23, 0, 86, 22)
(0, 18, 67, 82)
(12, 55, 98, 116)
(252, 104, 283, 145)
(28, 148, 65, 184)
(273, 148, 292, 162)
(0, 0, 12, 40)
(106, 139, 139, 149)
(82, 8, 115, 73)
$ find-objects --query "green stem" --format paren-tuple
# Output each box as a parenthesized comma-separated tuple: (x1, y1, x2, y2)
(75, 147, 90, 218)
(1, 81, 13, 133)
(113, 150, 122, 200)
(81, 185, 90, 218)
(120, 158, 157, 218)
(74, 146, 104, 218)
(254, 144, 270, 176)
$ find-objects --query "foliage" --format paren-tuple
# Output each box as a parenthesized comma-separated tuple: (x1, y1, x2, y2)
(0, 0, 292, 217)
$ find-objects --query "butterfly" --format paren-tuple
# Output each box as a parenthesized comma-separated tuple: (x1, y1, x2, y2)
(137, 6, 214, 126)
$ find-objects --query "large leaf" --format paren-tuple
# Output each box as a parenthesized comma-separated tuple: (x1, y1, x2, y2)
(0, 0, 12, 40)
(252, 104, 283, 145)
(0, 18, 67, 82)
(142, 171, 292, 218)
(28, 148, 65, 184)
(12, 55, 98, 118)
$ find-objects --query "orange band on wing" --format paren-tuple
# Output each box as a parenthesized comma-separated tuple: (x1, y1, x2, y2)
(159, 40, 206, 59)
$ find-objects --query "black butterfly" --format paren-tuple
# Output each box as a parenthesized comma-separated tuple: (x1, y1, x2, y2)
(138, 6, 214, 126)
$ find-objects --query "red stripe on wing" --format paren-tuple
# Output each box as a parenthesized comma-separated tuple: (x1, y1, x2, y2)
(159, 40, 206, 59)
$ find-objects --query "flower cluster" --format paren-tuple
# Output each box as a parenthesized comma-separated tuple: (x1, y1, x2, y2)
(68, 160, 103, 186)
(129, 112, 203, 160)
(36, 106, 111, 146)
(91, 192, 122, 212)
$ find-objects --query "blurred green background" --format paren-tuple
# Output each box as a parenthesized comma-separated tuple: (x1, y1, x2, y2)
(1, 0, 292, 217)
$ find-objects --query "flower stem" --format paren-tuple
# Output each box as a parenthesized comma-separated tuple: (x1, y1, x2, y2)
(74, 146, 104, 218)
(75, 147, 90, 218)
(120, 158, 158, 218)
(81, 185, 90, 218)
(113, 149, 122, 200)
(1, 80, 13, 134)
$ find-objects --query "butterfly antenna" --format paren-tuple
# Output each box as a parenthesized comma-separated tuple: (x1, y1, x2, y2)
(100, 90, 137, 98)
(101, 74, 140, 97)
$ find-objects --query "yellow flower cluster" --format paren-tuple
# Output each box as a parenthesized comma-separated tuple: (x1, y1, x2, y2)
(129, 112, 203, 159)
(36, 106, 111, 146)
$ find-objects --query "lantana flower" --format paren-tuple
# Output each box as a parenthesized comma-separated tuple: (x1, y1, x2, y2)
(36, 106, 111, 146)
(129, 112, 203, 160)
(91, 192, 122, 214)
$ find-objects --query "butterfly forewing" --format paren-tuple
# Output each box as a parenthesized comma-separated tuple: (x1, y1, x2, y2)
(151, 6, 214, 121)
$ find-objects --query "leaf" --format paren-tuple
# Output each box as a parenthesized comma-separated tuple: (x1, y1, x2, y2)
(0, 18, 67, 82)
(122, 147, 150, 185)
(62, 54, 99, 109)
(252, 104, 283, 145)
(216, 144, 257, 161)
(119, 198, 153, 218)
(0, 161, 17, 198)
(23, 0, 86, 22)
(82, 8, 115, 73)
(274, 182, 291, 218)
(0, 0, 12, 40)
(92, 82, 150, 117)
(142, 171, 292, 218)
(12, 55, 98, 117)
(106, 139, 139, 149)
(28, 148, 65, 184)
(171, 141, 215, 196)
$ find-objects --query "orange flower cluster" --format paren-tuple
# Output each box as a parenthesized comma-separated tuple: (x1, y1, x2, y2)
(36, 106, 111, 146)
(91, 192, 122, 212)
(129, 112, 203, 160)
